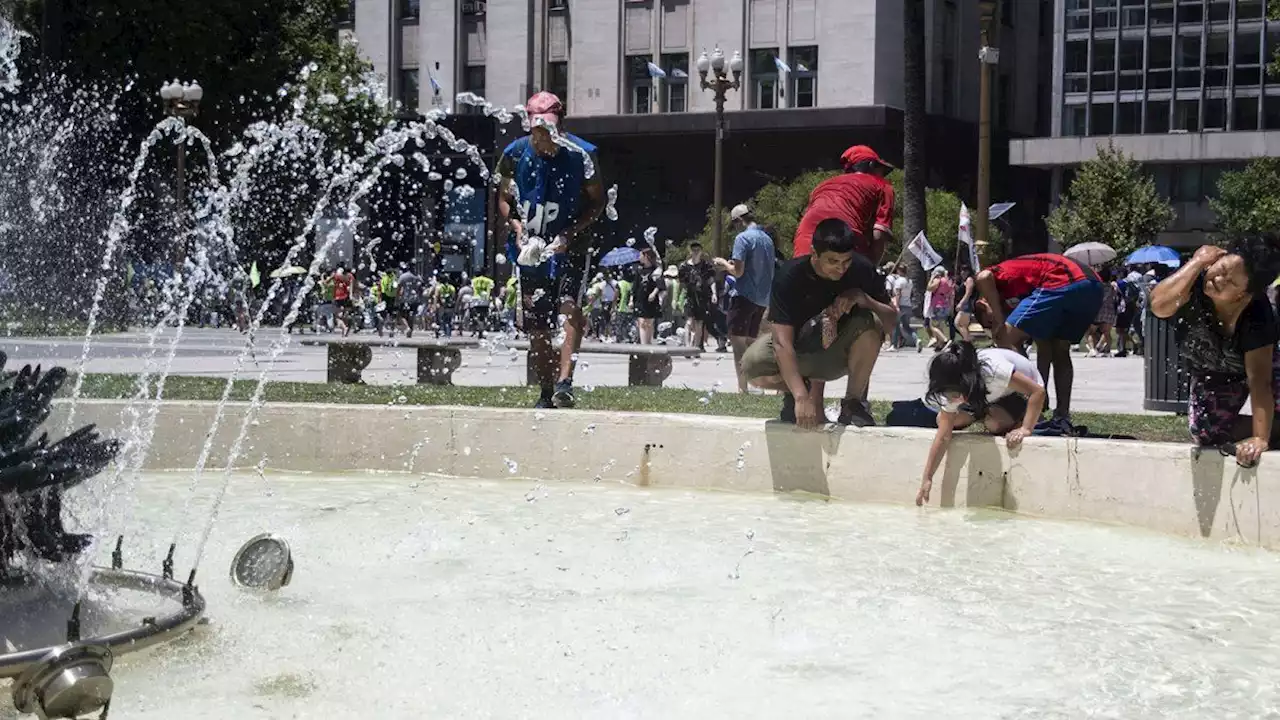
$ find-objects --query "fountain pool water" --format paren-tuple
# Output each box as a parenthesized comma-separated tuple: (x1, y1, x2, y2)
(19, 471, 1280, 718)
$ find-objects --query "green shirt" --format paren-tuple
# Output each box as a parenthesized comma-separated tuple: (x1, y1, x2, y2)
(380, 272, 397, 298)
(472, 276, 495, 298)
(617, 279, 633, 308)
(505, 276, 518, 309)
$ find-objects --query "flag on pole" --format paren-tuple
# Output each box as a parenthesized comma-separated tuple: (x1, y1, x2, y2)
(647, 62, 667, 79)
(671, 68, 689, 79)
(906, 231, 943, 271)
(959, 203, 980, 271)
(988, 202, 1016, 221)
(428, 73, 442, 95)
(774, 57, 792, 74)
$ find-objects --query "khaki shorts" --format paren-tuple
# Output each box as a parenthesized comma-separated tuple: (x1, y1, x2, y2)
(741, 308, 882, 383)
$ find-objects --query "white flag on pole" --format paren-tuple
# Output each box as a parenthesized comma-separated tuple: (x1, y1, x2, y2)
(988, 202, 1016, 222)
(906, 231, 943, 270)
(959, 203, 981, 271)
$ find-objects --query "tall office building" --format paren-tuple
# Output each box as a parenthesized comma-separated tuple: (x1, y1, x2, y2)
(1011, 0, 1276, 247)
(344, 0, 1052, 246)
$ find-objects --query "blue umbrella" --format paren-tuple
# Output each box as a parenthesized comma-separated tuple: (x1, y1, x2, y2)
(1125, 245, 1181, 268)
(598, 246, 642, 267)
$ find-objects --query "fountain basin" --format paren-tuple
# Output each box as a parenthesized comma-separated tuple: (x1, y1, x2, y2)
(11, 471, 1280, 718)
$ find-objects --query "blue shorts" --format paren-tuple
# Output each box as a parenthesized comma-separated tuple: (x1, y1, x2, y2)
(1007, 278, 1104, 343)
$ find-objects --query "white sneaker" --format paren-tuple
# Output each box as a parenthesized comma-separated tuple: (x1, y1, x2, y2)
(1086, 349, 1098, 358)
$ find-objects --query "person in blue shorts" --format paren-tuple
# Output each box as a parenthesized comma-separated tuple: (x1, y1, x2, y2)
(495, 92, 606, 409)
(972, 253, 1103, 432)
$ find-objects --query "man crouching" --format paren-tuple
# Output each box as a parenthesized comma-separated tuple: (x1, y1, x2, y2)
(741, 219, 898, 429)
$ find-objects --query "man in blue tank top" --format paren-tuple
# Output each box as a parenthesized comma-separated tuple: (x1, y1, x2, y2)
(496, 91, 606, 409)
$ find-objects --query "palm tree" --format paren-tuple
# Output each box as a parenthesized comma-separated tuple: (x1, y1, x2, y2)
(901, 0, 928, 317)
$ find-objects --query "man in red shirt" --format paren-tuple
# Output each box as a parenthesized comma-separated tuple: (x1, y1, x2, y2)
(973, 253, 1104, 431)
(792, 145, 895, 262)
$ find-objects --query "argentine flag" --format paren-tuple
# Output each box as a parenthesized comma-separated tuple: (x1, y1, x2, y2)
(774, 57, 792, 74)
(646, 62, 667, 79)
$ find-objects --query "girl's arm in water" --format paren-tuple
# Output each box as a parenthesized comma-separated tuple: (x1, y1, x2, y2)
(916, 410, 958, 506)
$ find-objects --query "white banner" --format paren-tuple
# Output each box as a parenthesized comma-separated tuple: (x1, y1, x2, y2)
(958, 203, 981, 272)
(906, 231, 943, 271)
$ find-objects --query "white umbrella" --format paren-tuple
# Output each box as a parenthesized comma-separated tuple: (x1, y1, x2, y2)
(1063, 242, 1116, 267)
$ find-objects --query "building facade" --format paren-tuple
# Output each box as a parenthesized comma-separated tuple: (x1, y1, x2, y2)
(344, 0, 1052, 252)
(1010, 0, 1278, 247)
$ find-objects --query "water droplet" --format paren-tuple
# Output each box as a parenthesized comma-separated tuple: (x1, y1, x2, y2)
(504, 457, 518, 474)
(582, 423, 596, 435)
(699, 397, 710, 405)
(397, 394, 408, 404)
(454, 167, 467, 179)
(745, 529, 755, 541)
(463, 446, 472, 456)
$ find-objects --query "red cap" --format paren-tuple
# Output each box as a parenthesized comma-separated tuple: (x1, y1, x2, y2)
(526, 91, 565, 127)
(841, 145, 894, 170)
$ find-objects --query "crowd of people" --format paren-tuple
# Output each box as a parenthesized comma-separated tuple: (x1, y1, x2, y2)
(162, 88, 1280, 472)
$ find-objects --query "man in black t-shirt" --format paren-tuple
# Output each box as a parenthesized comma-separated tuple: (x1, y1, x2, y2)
(741, 219, 898, 429)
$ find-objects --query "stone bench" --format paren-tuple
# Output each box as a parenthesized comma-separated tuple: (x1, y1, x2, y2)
(300, 337, 480, 385)
(504, 340, 701, 387)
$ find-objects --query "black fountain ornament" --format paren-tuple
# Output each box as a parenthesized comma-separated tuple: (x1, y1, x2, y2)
(0, 353, 207, 719)
(0, 352, 119, 579)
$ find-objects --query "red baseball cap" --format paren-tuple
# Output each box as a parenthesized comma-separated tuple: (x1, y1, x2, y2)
(527, 91, 565, 128)
(841, 145, 894, 170)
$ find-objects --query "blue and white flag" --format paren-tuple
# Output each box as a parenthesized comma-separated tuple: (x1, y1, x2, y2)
(795, 62, 810, 72)
(428, 73, 442, 95)
(670, 68, 689, 79)
(647, 62, 667, 79)
(774, 57, 792, 74)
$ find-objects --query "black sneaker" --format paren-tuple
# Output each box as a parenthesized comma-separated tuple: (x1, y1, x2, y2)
(552, 379, 576, 408)
(780, 392, 797, 423)
(534, 395, 555, 409)
(838, 398, 876, 427)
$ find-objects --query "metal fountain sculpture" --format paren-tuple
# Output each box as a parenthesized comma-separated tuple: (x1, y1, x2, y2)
(0, 353, 207, 719)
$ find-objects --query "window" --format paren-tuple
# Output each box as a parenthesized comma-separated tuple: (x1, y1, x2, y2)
(1149, 3, 1175, 26)
(1207, 0, 1230, 23)
(401, 0, 421, 20)
(1090, 102, 1114, 135)
(1238, 0, 1264, 20)
(661, 53, 689, 112)
(1265, 96, 1280, 130)
(338, 0, 355, 25)
(749, 49, 779, 109)
(1174, 99, 1199, 132)
(789, 47, 819, 108)
(941, 59, 955, 114)
(398, 69, 420, 112)
(1204, 98, 1226, 130)
(1093, 38, 1116, 72)
(1177, 1, 1202, 23)
(1173, 165, 1201, 202)
(1119, 39, 1143, 71)
(1001, 0, 1013, 26)
(1063, 105, 1087, 136)
(461, 65, 485, 114)
(1149, 36, 1172, 69)
(1237, 32, 1262, 66)
(1234, 97, 1259, 131)
(548, 62, 569, 112)
(1176, 35, 1201, 88)
(1065, 41, 1089, 73)
(549, 0, 568, 8)
(1205, 33, 1229, 67)
(625, 55, 652, 114)
(1117, 102, 1141, 134)
(1147, 100, 1171, 132)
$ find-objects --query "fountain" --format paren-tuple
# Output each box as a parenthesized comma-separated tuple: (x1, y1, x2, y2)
(0, 351, 206, 719)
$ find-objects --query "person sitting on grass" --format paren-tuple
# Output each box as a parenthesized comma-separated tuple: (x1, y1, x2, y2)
(914, 341, 1047, 506)
(972, 253, 1103, 434)
(741, 219, 898, 429)
(1151, 237, 1280, 468)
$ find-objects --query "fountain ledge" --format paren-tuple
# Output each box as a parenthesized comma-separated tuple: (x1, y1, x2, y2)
(54, 400, 1278, 549)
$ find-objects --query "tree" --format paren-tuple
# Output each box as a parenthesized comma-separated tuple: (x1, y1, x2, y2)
(901, 0, 928, 309)
(1044, 144, 1173, 256)
(1211, 158, 1280, 238)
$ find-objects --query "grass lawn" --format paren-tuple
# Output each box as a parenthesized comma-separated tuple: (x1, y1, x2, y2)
(66, 373, 1192, 444)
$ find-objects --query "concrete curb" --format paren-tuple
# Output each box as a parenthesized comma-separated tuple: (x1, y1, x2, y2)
(53, 400, 1278, 549)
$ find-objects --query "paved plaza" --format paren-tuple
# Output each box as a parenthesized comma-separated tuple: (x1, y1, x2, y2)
(2, 326, 1153, 415)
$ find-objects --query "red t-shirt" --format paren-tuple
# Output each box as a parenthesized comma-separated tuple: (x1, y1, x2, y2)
(333, 272, 352, 301)
(792, 172, 895, 260)
(989, 254, 1096, 300)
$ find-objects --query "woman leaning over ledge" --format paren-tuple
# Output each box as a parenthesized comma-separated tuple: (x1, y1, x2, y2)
(1150, 236, 1280, 467)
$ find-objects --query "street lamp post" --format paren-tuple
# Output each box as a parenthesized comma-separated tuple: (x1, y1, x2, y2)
(696, 47, 743, 259)
(159, 80, 203, 266)
(975, 1, 1000, 250)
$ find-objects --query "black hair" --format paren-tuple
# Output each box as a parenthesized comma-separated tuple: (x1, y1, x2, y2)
(1225, 235, 1280, 296)
(811, 219, 857, 255)
(847, 160, 882, 174)
(689, 242, 703, 250)
(925, 342, 990, 420)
